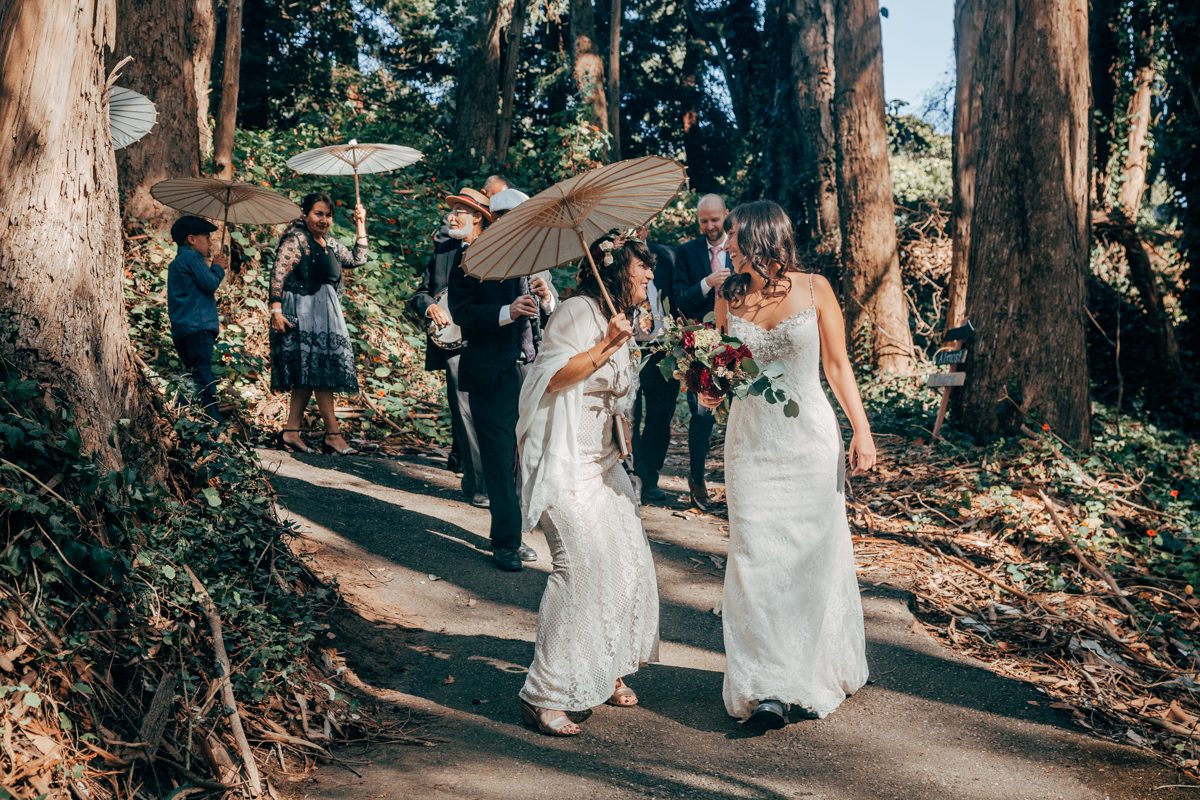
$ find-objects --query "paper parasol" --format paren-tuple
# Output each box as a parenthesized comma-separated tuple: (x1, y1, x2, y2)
(150, 178, 301, 254)
(461, 156, 688, 314)
(107, 87, 157, 150)
(286, 139, 424, 206)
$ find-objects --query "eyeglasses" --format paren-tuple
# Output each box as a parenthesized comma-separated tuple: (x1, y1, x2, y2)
(447, 209, 476, 218)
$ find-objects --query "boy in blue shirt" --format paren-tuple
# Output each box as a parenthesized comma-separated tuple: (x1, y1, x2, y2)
(167, 216, 228, 421)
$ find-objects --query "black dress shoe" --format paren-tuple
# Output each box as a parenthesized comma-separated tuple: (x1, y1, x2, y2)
(641, 483, 667, 503)
(493, 548, 523, 571)
(518, 542, 538, 562)
(470, 492, 490, 508)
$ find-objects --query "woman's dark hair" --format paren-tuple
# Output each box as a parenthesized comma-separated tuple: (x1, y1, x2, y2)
(720, 200, 799, 309)
(301, 192, 334, 217)
(576, 234, 656, 320)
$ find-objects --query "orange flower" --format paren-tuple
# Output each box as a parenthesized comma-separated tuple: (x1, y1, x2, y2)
(1041, 423, 1050, 431)
(1146, 529, 1157, 537)
(377, 389, 385, 396)
(1172, 490, 1180, 498)
(336, 200, 343, 206)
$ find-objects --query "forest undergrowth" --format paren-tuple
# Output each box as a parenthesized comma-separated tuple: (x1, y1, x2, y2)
(0, 111, 1196, 799)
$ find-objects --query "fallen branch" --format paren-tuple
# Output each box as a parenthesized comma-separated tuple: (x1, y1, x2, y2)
(185, 566, 263, 797)
(1038, 490, 1138, 616)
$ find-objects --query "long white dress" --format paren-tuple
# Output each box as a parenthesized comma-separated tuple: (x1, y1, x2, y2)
(517, 296, 660, 712)
(722, 277, 869, 720)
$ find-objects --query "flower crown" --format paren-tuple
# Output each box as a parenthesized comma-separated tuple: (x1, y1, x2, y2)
(593, 227, 640, 266)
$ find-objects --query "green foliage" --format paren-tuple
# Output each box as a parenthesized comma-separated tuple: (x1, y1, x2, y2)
(887, 102, 952, 205)
(0, 343, 328, 707)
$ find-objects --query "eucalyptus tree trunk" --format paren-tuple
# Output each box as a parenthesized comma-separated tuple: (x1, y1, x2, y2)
(108, 0, 215, 227)
(1117, 65, 1155, 216)
(496, 0, 528, 165)
(212, 0, 243, 179)
(0, 0, 151, 464)
(455, 0, 504, 164)
(956, 0, 1092, 446)
(948, 0, 983, 331)
(607, 0, 622, 160)
(569, 0, 609, 134)
(832, 0, 913, 374)
(786, 0, 839, 248)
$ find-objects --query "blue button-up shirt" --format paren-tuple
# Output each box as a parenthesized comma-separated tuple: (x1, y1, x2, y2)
(167, 245, 225, 339)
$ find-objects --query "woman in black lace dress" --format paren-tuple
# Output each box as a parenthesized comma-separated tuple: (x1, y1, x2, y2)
(269, 192, 369, 455)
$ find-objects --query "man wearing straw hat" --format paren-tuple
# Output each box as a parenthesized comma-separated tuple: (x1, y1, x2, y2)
(448, 187, 556, 572)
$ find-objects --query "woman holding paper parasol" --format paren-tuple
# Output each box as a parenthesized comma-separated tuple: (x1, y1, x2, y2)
(515, 230, 660, 736)
(268, 192, 369, 455)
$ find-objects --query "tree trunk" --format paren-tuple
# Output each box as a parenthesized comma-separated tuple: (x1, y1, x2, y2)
(607, 0, 622, 160)
(787, 0, 839, 248)
(948, 0, 983, 331)
(212, 0, 244, 179)
(832, 0, 913, 374)
(1117, 65, 1154, 216)
(1089, 0, 1119, 208)
(455, 0, 504, 165)
(956, 0, 1092, 446)
(496, 0, 527, 165)
(107, 0, 215, 228)
(569, 0, 608, 133)
(0, 0, 148, 462)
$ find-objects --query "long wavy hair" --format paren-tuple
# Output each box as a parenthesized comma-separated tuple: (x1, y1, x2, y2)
(575, 234, 656, 320)
(720, 200, 800, 309)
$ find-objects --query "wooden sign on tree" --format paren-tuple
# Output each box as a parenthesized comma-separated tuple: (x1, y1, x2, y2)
(930, 320, 975, 438)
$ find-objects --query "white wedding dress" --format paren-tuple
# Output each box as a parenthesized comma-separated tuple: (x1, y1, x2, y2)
(517, 297, 660, 712)
(722, 276, 869, 720)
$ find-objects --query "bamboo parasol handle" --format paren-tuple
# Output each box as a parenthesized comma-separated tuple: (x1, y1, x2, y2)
(353, 169, 361, 208)
(575, 227, 618, 317)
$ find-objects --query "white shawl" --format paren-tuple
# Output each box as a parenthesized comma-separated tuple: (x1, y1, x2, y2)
(516, 296, 611, 533)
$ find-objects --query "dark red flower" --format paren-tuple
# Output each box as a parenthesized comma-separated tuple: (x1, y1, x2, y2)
(682, 331, 695, 352)
(684, 362, 724, 400)
(738, 345, 753, 359)
(712, 346, 737, 368)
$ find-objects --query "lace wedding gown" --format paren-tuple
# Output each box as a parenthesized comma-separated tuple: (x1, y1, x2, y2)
(519, 297, 660, 712)
(722, 277, 869, 720)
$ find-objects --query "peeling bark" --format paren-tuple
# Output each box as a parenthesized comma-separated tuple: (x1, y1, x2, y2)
(569, 0, 609, 134)
(0, 0, 148, 463)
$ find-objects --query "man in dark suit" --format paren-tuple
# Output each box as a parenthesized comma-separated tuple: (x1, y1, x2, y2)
(632, 227, 681, 504)
(448, 189, 555, 572)
(410, 218, 487, 508)
(671, 194, 730, 511)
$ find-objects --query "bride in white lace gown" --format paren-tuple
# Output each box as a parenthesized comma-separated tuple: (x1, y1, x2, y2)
(515, 233, 660, 736)
(703, 201, 875, 725)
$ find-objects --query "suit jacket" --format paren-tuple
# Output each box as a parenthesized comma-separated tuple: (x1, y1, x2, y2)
(646, 241, 676, 317)
(448, 266, 553, 394)
(409, 230, 462, 371)
(672, 236, 730, 323)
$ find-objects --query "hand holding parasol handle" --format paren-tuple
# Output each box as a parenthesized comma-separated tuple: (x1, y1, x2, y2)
(575, 227, 618, 317)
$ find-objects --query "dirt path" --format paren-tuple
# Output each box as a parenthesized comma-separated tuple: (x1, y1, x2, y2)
(261, 447, 1192, 800)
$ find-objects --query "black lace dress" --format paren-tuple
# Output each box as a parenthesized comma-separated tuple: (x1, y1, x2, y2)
(269, 222, 368, 393)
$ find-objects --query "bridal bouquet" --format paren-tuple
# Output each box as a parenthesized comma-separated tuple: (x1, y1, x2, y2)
(642, 312, 799, 417)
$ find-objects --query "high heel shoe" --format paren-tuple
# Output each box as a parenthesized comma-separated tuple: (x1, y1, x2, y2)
(276, 430, 312, 454)
(321, 432, 359, 456)
(520, 698, 581, 736)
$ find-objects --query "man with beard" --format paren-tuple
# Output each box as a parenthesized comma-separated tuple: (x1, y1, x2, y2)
(411, 195, 487, 508)
(671, 194, 730, 511)
(448, 189, 556, 571)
